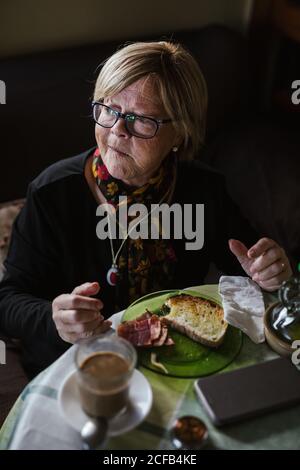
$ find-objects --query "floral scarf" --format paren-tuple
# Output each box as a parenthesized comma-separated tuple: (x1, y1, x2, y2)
(92, 147, 178, 309)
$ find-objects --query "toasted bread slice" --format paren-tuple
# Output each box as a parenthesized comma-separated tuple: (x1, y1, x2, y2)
(163, 294, 227, 348)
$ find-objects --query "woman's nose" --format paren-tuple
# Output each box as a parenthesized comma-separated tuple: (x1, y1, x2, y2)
(111, 116, 131, 138)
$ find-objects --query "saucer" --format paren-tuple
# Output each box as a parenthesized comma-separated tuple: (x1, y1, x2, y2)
(58, 368, 152, 437)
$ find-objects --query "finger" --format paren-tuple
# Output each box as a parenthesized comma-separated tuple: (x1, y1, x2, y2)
(54, 294, 103, 311)
(228, 239, 252, 275)
(247, 238, 276, 259)
(252, 258, 286, 282)
(255, 268, 290, 291)
(250, 247, 282, 275)
(62, 331, 93, 344)
(72, 281, 100, 296)
(58, 309, 104, 325)
(64, 316, 104, 335)
(59, 320, 112, 344)
(67, 320, 112, 343)
(228, 239, 249, 259)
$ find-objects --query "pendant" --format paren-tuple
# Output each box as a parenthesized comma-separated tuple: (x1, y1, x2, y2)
(107, 265, 118, 286)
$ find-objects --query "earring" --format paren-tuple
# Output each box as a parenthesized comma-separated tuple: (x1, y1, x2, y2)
(172, 146, 178, 152)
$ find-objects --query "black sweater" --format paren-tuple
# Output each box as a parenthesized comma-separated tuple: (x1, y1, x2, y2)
(0, 148, 258, 376)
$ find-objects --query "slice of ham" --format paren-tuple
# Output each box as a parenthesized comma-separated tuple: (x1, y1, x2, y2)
(117, 318, 152, 346)
(149, 315, 162, 341)
(152, 322, 167, 345)
(117, 311, 174, 347)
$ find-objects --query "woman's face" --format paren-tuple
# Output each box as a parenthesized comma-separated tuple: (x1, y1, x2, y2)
(95, 77, 181, 187)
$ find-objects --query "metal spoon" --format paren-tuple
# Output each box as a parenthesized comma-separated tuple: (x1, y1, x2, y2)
(81, 416, 108, 450)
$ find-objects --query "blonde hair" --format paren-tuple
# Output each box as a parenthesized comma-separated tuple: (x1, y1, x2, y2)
(93, 41, 208, 160)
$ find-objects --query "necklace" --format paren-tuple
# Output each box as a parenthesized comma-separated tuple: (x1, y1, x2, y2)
(106, 171, 176, 287)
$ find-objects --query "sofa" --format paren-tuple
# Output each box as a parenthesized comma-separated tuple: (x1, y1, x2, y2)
(0, 24, 299, 426)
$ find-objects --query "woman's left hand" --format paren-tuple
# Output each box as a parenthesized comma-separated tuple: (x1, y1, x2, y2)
(229, 237, 293, 291)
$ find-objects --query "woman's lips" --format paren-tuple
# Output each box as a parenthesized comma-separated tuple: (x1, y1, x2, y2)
(108, 145, 130, 157)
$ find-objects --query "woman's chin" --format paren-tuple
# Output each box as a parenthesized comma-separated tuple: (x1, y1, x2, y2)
(102, 154, 138, 184)
(105, 163, 129, 182)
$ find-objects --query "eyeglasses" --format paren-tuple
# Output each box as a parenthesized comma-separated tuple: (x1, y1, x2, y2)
(92, 101, 172, 139)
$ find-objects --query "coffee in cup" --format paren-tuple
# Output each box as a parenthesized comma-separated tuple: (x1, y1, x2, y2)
(75, 335, 136, 418)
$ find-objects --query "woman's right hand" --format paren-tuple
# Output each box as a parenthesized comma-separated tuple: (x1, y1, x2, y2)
(52, 281, 111, 344)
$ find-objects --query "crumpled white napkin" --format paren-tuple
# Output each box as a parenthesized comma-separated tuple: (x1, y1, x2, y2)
(218, 276, 265, 344)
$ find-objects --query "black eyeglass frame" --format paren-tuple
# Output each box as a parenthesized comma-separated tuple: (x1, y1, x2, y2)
(92, 101, 173, 139)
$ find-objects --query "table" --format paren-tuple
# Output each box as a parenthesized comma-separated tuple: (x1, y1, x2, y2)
(1, 285, 300, 450)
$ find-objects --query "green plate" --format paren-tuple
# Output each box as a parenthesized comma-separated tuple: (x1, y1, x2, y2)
(122, 287, 243, 378)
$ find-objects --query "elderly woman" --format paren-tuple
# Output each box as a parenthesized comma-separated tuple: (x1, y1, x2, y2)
(0, 41, 292, 377)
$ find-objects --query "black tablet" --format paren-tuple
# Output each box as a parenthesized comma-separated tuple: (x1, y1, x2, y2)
(194, 358, 300, 426)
